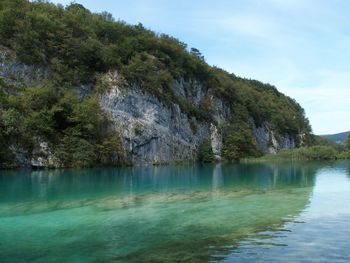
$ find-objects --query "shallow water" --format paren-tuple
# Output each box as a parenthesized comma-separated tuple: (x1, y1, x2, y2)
(0, 161, 349, 262)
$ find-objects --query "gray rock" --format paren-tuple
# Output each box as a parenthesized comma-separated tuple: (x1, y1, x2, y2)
(0, 45, 49, 86)
(100, 71, 298, 164)
(100, 71, 217, 165)
(31, 142, 59, 168)
(252, 122, 296, 154)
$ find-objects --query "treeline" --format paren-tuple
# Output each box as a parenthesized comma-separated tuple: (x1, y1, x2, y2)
(0, 0, 312, 167)
(242, 135, 350, 162)
(339, 134, 350, 159)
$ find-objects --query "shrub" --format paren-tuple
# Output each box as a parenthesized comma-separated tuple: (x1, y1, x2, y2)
(55, 130, 96, 167)
(197, 140, 214, 163)
(277, 146, 337, 160)
(97, 132, 125, 165)
(222, 122, 260, 161)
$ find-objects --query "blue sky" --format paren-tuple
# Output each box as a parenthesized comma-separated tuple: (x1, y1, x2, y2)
(50, 0, 350, 134)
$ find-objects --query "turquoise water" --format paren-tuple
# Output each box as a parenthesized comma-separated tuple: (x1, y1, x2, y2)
(0, 162, 350, 262)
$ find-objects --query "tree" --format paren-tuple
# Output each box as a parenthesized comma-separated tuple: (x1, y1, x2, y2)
(190, 47, 204, 61)
(222, 122, 260, 161)
(197, 140, 214, 163)
(97, 132, 125, 165)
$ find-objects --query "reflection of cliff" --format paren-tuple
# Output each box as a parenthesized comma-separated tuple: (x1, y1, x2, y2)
(0, 163, 318, 202)
(112, 163, 319, 263)
(0, 163, 320, 263)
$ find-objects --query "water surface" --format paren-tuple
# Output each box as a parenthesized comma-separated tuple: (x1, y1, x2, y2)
(0, 161, 350, 262)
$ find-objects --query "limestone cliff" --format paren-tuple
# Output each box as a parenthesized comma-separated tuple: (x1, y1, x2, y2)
(98, 71, 298, 165)
(0, 45, 303, 167)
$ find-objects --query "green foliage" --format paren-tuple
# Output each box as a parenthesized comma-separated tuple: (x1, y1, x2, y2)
(221, 104, 260, 161)
(248, 146, 338, 162)
(195, 95, 216, 122)
(312, 135, 346, 152)
(0, 0, 208, 86)
(336, 151, 350, 160)
(97, 132, 125, 166)
(281, 146, 337, 160)
(122, 52, 174, 104)
(0, 108, 21, 167)
(0, 84, 125, 168)
(197, 140, 215, 163)
(340, 134, 350, 159)
(222, 122, 260, 161)
(55, 129, 97, 167)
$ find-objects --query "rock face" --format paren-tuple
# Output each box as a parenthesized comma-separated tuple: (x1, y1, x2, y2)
(252, 123, 296, 154)
(100, 71, 228, 165)
(1, 46, 299, 166)
(99, 71, 296, 165)
(0, 46, 48, 87)
(30, 142, 59, 168)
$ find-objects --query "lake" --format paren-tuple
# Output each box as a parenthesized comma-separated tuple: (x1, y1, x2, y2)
(1, 161, 350, 262)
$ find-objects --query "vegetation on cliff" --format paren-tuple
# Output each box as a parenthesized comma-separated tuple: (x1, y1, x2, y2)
(0, 0, 312, 167)
(0, 78, 125, 168)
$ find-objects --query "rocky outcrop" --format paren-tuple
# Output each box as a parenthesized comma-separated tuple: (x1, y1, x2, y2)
(252, 122, 296, 154)
(30, 142, 59, 168)
(0, 47, 300, 166)
(9, 141, 59, 168)
(0, 45, 48, 87)
(99, 71, 296, 165)
(99, 71, 227, 165)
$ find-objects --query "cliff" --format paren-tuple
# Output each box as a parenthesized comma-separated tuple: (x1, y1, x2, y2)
(1, 46, 304, 166)
(0, 1, 312, 168)
(99, 71, 299, 165)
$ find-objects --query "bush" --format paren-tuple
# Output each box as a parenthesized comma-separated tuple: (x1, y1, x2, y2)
(55, 130, 97, 168)
(336, 151, 350, 160)
(197, 140, 214, 163)
(97, 132, 125, 165)
(222, 122, 260, 161)
(277, 146, 337, 160)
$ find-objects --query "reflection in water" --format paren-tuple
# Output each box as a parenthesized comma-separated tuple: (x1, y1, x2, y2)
(0, 163, 318, 202)
(212, 164, 224, 191)
(224, 161, 350, 263)
(0, 162, 325, 262)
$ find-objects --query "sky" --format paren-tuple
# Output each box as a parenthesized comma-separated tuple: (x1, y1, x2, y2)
(50, 0, 350, 135)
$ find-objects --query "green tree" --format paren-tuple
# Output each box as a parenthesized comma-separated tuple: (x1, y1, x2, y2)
(97, 132, 125, 165)
(197, 140, 214, 163)
(222, 122, 260, 161)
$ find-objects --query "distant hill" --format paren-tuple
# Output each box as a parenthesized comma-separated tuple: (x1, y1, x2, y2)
(321, 131, 349, 144)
